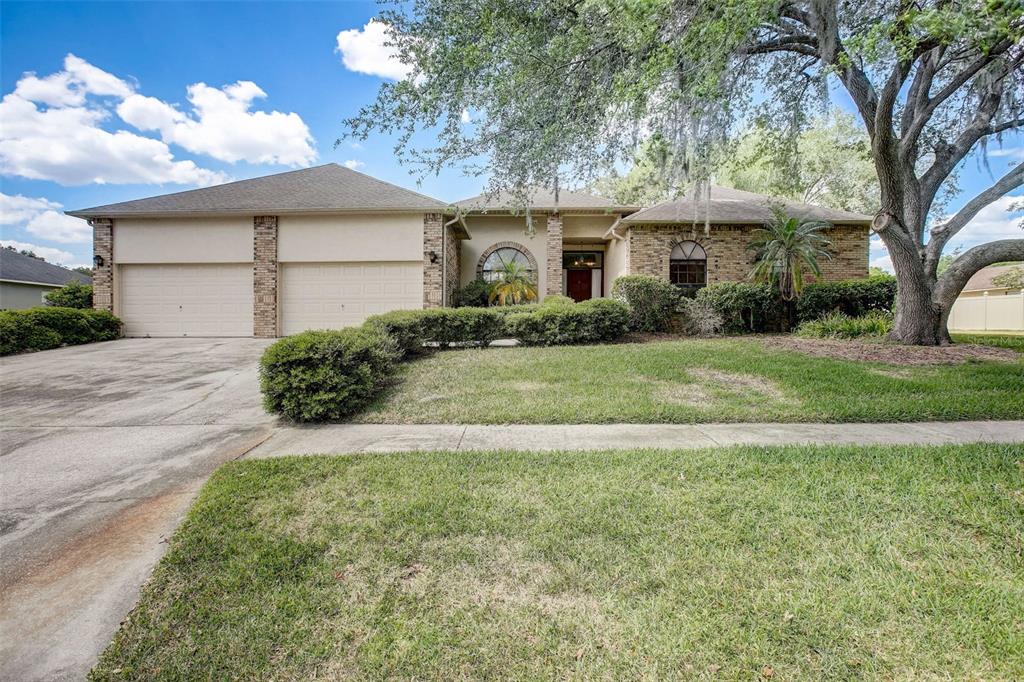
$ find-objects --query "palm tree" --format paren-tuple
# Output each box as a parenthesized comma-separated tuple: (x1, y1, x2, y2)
(748, 210, 833, 301)
(488, 260, 538, 305)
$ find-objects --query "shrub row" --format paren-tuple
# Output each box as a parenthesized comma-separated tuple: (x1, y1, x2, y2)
(0, 307, 122, 356)
(261, 298, 631, 422)
(611, 275, 678, 332)
(695, 275, 898, 333)
(796, 310, 894, 339)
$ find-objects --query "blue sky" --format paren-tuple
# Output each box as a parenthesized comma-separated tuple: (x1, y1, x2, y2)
(1, 1, 1021, 270)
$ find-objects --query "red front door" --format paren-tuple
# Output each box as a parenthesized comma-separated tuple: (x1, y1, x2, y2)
(566, 270, 592, 302)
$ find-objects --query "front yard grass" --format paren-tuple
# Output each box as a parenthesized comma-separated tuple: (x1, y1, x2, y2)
(952, 332, 1024, 352)
(356, 337, 1023, 424)
(92, 444, 1024, 680)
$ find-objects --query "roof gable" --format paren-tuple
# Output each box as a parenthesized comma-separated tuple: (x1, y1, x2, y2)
(456, 187, 636, 213)
(67, 164, 448, 218)
(1, 249, 91, 286)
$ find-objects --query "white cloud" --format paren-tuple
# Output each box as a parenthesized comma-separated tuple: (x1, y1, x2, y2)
(2, 53, 315, 186)
(461, 109, 471, 124)
(26, 210, 91, 243)
(0, 191, 91, 244)
(336, 20, 412, 80)
(118, 81, 316, 165)
(343, 159, 364, 170)
(987, 146, 1024, 161)
(939, 194, 1024, 247)
(0, 193, 61, 224)
(1, 239, 76, 265)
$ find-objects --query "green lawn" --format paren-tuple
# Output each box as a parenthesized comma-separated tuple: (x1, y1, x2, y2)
(92, 445, 1024, 680)
(952, 332, 1024, 352)
(356, 338, 1023, 424)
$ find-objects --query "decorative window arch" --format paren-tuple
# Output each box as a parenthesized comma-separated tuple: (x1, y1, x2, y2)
(477, 242, 538, 282)
(669, 240, 707, 290)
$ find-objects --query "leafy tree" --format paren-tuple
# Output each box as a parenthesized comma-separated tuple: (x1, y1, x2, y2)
(936, 246, 963, 276)
(44, 281, 93, 309)
(488, 261, 538, 305)
(347, 0, 1024, 345)
(748, 212, 833, 302)
(4, 245, 43, 261)
(71, 266, 93, 277)
(992, 265, 1024, 289)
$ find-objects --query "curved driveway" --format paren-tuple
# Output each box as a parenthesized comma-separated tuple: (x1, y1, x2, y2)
(0, 338, 274, 681)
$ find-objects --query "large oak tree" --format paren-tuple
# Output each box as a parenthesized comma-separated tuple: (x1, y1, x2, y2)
(348, 0, 1024, 344)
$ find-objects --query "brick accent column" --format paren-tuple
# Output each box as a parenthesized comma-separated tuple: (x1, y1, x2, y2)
(545, 212, 563, 297)
(92, 218, 114, 312)
(423, 213, 444, 308)
(253, 216, 279, 337)
(443, 223, 460, 306)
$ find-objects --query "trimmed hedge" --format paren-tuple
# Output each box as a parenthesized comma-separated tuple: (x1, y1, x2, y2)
(696, 276, 898, 333)
(0, 307, 122, 356)
(260, 327, 400, 422)
(418, 307, 506, 347)
(505, 298, 629, 346)
(611, 275, 679, 332)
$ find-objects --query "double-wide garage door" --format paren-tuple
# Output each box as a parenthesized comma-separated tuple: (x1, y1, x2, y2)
(119, 264, 253, 337)
(118, 261, 421, 337)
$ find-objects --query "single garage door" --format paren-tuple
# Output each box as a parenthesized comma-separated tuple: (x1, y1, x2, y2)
(280, 261, 422, 335)
(119, 264, 253, 337)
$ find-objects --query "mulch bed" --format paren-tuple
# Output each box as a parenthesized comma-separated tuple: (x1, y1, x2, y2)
(759, 335, 1020, 365)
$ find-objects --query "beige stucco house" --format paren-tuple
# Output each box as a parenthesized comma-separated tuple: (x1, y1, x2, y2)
(68, 163, 870, 338)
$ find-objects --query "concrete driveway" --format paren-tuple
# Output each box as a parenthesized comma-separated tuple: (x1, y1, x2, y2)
(0, 338, 275, 681)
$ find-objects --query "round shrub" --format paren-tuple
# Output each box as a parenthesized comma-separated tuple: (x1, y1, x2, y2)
(44, 281, 93, 309)
(694, 282, 779, 333)
(540, 294, 575, 308)
(260, 327, 400, 422)
(676, 298, 724, 337)
(506, 298, 629, 346)
(611, 275, 679, 332)
(365, 310, 427, 358)
(454, 278, 491, 307)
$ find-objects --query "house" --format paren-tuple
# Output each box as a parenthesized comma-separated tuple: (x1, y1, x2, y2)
(0, 249, 91, 310)
(955, 264, 1022, 297)
(67, 164, 870, 338)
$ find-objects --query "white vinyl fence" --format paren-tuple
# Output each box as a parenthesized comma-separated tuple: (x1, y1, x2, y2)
(948, 291, 1024, 332)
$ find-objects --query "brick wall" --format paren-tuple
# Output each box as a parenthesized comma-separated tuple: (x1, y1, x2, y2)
(626, 223, 869, 283)
(423, 213, 444, 308)
(443, 221, 460, 306)
(253, 216, 278, 337)
(545, 213, 563, 296)
(92, 218, 114, 312)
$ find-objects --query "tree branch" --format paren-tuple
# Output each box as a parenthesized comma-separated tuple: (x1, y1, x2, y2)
(927, 163, 1024, 270)
(934, 238, 1024, 309)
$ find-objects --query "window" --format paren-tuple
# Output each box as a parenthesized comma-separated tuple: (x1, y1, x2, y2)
(669, 240, 707, 290)
(563, 252, 603, 269)
(481, 246, 535, 282)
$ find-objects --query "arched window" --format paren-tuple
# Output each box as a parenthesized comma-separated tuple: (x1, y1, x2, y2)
(480, 245, 536, 283)
(670, 240, 707, 290)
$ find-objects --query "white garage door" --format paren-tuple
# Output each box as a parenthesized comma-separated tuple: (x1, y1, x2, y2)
(280, 261, 422, 335)
(119, 264, 253, 337)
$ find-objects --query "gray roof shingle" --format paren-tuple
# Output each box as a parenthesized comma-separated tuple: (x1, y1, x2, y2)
(67, 163, 449, 218)
(962, 264, 1023, 292)
(456, 187, 637, 213)
(1, 249, 91, 286)
(621, 185, 872, 225)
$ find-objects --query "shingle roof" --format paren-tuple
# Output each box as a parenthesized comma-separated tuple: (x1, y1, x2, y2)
(66, 164, 449, 218)
(962, 264, 1022, 292)
(621, 185, 872, 225)
(1, 249, 91, 286)
(455, 187, 637, 213)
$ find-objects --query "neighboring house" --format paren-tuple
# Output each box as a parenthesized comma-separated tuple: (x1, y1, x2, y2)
(948, 263, 1024, 332)
(67, 163, 870, 338)
(0, 249, 91, 310)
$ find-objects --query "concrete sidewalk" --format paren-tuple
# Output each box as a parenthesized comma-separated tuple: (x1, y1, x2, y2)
(246, 420, 1024, 458)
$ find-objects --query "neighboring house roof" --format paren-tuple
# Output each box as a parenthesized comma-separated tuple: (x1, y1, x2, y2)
(962, 264, 1022, 292)
(66, 163, 449, 218)
(621, 185, 872, 225)
(455, 187, 638, 213)
(0, 249, 91, 286)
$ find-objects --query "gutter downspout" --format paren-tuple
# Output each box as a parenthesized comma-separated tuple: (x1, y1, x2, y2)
(602, 216, 625, 241)
(442, 211, 468, 306)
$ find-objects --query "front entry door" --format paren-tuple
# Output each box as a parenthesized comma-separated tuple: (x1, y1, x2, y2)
(566, 269, 592, 302)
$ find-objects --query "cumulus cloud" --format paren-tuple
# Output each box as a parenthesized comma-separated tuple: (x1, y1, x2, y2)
(336, 20, 412, 80)
(461, 109, 471, 124)
(0, 192, 91, 244)
(1, 53, 316, 186)
(343, 159, 364, 170)
(938, 194, 1024, 247)
(987, 146, 1024, 161)
(1, 240, 77, 265)
(118, 81, 316, 165)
